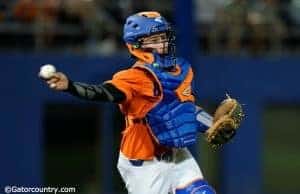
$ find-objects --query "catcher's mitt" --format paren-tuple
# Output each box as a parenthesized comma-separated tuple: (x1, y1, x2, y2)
(206, 95, 244, 148)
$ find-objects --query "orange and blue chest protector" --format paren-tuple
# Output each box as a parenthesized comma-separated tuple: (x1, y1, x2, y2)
(135, 55, 208, 147)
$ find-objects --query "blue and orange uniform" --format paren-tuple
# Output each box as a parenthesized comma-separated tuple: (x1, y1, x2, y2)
(107, 56, 195, 160)
(63, 11, 216, 194)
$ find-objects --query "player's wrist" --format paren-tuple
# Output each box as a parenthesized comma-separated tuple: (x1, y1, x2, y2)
(64, 79, 75, 92)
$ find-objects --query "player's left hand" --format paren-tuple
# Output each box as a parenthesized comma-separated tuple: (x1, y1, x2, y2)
(205, 95, 245, 148)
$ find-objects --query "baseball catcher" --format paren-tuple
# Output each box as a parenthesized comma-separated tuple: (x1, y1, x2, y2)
(40, 11, 244, 194)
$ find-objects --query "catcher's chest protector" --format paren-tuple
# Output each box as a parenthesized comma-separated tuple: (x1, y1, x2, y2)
(135, 57, 199, 148)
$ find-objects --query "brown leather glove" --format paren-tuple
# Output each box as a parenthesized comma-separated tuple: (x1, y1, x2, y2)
(205, 95, 245, 148)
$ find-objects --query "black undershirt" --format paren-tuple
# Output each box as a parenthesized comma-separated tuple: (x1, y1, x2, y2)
(66, 81, 126, 103)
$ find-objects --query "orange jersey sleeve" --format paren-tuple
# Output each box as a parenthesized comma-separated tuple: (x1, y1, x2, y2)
(107, 67, 161, 117)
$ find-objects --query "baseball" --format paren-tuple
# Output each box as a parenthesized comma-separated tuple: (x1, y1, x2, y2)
(39, 64, 56, 79)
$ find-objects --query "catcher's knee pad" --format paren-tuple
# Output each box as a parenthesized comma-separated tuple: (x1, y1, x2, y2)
(175, 179, 216, 194)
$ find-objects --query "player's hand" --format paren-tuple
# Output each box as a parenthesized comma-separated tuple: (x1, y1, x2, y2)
(44, 72, 69, 91)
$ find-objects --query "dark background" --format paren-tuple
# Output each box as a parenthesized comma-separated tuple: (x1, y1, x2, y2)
(0, 0, 300, 194)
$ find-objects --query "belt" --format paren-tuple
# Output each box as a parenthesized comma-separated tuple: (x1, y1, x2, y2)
(129, 150, 174, 166)
(126, 117, 147, 126)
